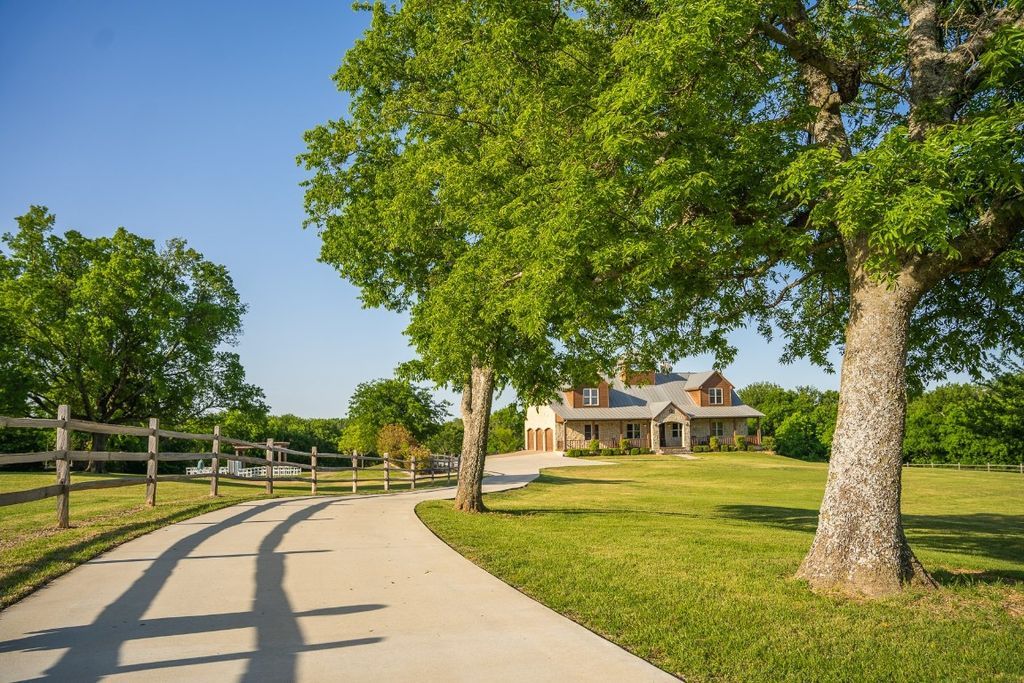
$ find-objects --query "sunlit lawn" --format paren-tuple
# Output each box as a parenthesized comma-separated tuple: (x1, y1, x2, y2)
(417, 453, 1024, 682)
(0, 465, 452, 609)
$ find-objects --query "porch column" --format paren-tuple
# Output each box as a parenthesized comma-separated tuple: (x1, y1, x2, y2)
(650, 419, 658, 452)
(756, 417, 762, 446)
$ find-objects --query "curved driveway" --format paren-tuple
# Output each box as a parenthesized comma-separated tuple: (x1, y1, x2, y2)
(0, 453, 674, 682)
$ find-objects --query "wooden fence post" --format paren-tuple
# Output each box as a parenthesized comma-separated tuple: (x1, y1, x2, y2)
(351, 451, 358, 493)
(384, 453, 390, 492)
(55, 404, 71, 528)
(411, 455, 417, 490)
(210, 425, 220, 497)
(146, 417, 159, 506)
(311, 446, 318, 495)
(265, 438, 274, 495)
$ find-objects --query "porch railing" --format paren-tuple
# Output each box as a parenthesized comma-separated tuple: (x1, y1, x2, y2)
(564, 438, 645, 451)
(691, 434, 761, 447)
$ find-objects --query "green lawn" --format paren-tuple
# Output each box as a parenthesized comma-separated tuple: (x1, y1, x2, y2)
(0, 466, 451, 610)
(417, 454, 1024, 682)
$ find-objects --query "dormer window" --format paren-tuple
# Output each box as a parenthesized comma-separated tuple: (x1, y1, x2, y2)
(582, 387, 599, 406)
(708, 387, 724, 405)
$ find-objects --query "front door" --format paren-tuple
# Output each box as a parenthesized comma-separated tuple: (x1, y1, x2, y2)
(658, 423, 666, 447)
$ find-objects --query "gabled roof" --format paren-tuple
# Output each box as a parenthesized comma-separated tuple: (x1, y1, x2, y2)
(548, 372, 764, 421)
(682, 370, 718, 390)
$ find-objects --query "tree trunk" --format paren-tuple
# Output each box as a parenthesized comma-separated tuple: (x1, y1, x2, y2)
(797, 267, 937, 597)
(453, 362, 495, 512)
(84, 432, 108, 474)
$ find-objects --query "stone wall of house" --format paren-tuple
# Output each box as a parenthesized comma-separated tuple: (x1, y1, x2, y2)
(691, 418, 749, 439)
(564, 420, 652, 448)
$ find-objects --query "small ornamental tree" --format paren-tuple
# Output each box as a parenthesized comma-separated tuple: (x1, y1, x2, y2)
(376, 423, 415, 465)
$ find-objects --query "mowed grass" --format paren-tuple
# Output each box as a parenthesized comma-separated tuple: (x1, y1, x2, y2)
(417, 454, 1024, 682)
(0, 465, 452, 609)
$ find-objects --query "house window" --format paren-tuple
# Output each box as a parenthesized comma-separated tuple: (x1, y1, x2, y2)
(669, 423, 681, 439)
(708, 387, 724, 405)
(582, 387, 599, 406)
(583, 424, 600, 441)
(711, 421, 725, 437)
(625, 423, 641, 440)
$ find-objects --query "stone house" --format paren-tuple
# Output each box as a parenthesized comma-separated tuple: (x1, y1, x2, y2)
(524, 369, 764, 454)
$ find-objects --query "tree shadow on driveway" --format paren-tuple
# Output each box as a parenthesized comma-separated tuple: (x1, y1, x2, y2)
(1, 498, 385, 681)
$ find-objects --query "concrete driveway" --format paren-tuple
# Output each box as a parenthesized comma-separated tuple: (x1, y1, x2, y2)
(0, 453, 675, 682)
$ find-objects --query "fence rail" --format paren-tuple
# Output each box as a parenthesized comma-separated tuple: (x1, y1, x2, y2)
(903, 462, 1023, 473)
(0, 405, 461, 527)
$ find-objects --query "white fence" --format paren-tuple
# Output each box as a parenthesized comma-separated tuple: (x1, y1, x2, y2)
(903, 462, 1023, 474)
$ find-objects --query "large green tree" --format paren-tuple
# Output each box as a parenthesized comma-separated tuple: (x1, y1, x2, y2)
(0, 207, 264, 468)
(526, 0, 1024, 598)
(301, 2, 571, 510)
(305, 0, 1023, 595)
(338, 378, 448, 454)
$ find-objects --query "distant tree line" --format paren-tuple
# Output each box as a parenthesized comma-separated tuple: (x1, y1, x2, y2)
(742, 374, 1024, 465)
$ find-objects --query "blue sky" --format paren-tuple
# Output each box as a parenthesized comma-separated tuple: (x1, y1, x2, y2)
(0, 0, 845, 418)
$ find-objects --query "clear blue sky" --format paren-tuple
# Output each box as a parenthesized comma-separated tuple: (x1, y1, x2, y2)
(0, 0, 846, 418)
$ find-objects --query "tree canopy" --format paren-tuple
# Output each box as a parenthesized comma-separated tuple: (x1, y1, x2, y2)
(0, 207, 264, 434)
(338, 378, 449, 454)
(307, 0, 1023, 591)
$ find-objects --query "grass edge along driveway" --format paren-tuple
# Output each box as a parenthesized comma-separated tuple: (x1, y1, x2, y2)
(417, 453, 1024, 683)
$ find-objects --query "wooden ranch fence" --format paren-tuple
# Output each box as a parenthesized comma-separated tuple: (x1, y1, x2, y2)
(903, 461, 1024, 474)
(0, 405, 460, 528)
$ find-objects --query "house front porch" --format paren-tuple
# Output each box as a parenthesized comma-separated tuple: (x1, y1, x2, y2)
(560, 416, 762, 453)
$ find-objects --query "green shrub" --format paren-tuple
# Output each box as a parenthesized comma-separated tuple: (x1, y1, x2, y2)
(776, 414, 827, 460)
(735, 435, 747, 450)
(600, 448, 615, 456)
(709, 436, 720, 451)
(619, 438, 630, 451)
(589, 439, 600, 452)
(630, 448, 640, 455)
(762, 435, 776, 451)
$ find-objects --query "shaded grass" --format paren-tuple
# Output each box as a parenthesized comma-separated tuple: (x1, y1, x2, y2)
(417, 454, 1024, 682)
(0, 466, 452, 609)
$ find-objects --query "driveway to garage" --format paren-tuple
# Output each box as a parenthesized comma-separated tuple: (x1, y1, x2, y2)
(0, 452, 675, 682)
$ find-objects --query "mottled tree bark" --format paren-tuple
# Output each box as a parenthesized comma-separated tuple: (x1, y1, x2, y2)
(797, 250, 937, 596)
(454, 362, 495, 512)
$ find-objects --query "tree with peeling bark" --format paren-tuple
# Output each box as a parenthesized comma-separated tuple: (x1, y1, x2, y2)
(300, 2, 571, 511)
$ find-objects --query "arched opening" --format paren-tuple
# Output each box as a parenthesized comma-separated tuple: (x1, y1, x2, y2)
(544, 428, 553, 451)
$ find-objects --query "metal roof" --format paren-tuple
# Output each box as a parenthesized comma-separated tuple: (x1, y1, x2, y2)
(549, 372, 765, 421)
